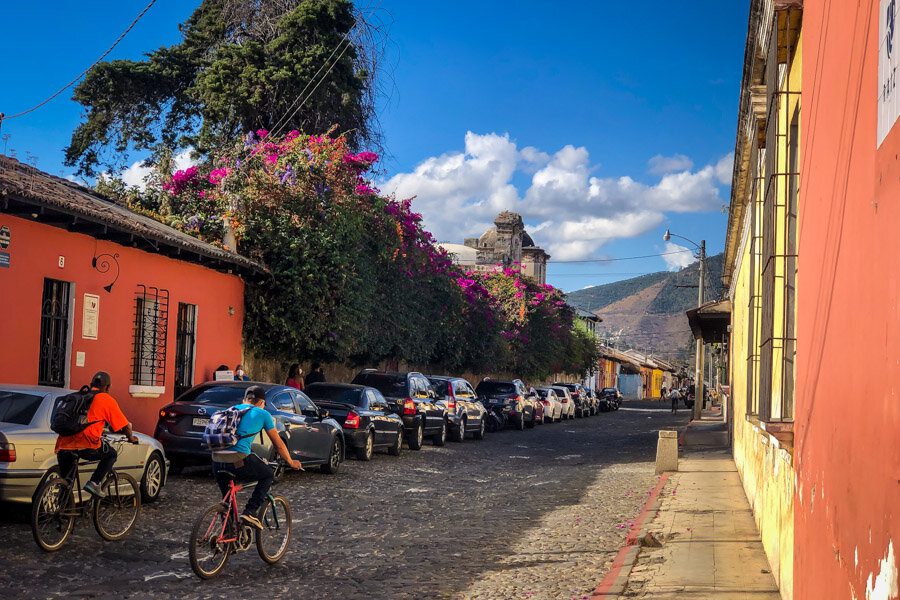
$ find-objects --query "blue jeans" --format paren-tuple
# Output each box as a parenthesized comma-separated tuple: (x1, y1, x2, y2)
(212, 454, 273, 516)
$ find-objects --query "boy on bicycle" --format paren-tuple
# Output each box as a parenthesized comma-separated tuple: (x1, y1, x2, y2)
(212, 386, 301, 529)
(55, 371, 137, 498)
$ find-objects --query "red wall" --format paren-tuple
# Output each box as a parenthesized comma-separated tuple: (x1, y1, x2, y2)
(799, 3, 900, 598)
(0, 215, 246, 433)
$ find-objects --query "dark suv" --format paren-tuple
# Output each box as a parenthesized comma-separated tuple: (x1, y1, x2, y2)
(427, 375, 488, 442)
(554, 382, 591, 417)
(474, 378, 535, 430)
(350, 370, 449, 449)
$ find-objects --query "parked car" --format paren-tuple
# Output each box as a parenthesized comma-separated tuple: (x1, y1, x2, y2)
(0, 385, 168, 504)
(155, 381, 345, 475)
(426, 376, 487, 442)
(551, 386, 577, 419)
(554, 382, 591, 417)
(524, 387, 545, 426)
(350, 371, 448, 449)
(599, 387, 622, 411)
(535, 387, 563, 422)
(304, 383, 405, 460)
(474, 379, 535, 430)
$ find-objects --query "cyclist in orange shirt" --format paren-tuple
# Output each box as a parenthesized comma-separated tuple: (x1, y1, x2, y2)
(55, 371, 137, 497)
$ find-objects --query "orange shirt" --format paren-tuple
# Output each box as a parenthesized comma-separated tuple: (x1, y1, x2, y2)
(55, 391, 130, 451)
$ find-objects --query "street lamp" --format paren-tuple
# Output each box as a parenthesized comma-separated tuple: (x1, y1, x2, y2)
(663, 229, 706, 420)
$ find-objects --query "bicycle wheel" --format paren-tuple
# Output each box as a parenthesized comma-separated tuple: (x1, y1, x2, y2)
(190, 504, 232, 579)
(31, 475, 75, 552)
(256, 495, 292, 564)
(93, 472, 141, 541)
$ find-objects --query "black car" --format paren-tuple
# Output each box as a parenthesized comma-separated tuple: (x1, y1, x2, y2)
(426, 376, 488, 442)
(554, 382, 591, 417)
(155, 381, 345, 475)
(599, 387, 621, 411)
(474, 378, 535, 430)
(350, 370, 448, 449)
(305, 383, 405, 460)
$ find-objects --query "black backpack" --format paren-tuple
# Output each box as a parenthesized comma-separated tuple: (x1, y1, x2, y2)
(50, 386, 99, 436)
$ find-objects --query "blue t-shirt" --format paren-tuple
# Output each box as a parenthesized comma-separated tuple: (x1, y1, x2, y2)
(229, 404, 275, 454)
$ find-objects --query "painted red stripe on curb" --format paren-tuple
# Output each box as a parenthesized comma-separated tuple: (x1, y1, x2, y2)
(591, 472, 671, 597)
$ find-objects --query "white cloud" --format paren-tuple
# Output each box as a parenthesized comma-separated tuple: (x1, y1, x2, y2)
(380, 132, 730, 260)
(715, 152, 734, 185)
(647, 153, 693, 175)
(662, 241, 697, 271)
(114, 150, 195, 191)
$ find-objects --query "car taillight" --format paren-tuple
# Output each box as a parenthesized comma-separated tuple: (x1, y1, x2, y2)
(446, 383, 456, 410)
(403, 398, 417, 415)
(0, 443, 15, 462)
(344, 410, 361, 429)
(561, 398, 568, 403)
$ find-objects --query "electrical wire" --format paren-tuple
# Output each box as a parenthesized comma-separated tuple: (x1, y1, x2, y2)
(0, 0, 157, 121)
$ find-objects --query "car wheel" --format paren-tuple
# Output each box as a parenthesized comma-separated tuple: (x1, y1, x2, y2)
(140, 452, 165, 503)
(433, 421, 447, 446)
(320, 436, 343, 474)
(525, 412, 536, 428)
(355, 431, 374, 461)
(388, 429, 403, 456)
(473, 417, 486, 440)
(408, 421, 425, 450)
(452, 419, 466, 443)
(515, 414, 525, 431)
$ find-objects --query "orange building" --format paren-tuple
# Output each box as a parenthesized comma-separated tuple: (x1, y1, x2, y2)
(0, 157, 262, 433)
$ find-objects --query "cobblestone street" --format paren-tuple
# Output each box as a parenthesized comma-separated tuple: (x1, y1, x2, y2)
(0, 401, 688, 600)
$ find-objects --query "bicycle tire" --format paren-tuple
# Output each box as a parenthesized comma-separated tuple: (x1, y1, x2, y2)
(190, 503, 233, 579)
(93, 472, 141, 541)
(256, 495, 292, 564)
(31, 474, 75, 552)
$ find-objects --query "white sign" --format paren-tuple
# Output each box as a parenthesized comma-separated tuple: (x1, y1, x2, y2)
(214, 370, 235, 381)
(82, 294, 100, 340)
(879, 0, 900, 146)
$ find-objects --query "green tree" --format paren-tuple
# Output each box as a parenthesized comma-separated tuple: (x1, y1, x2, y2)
(65, 0, 379, 176)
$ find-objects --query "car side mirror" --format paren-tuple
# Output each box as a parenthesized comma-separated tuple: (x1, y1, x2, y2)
(320, 409, 330, 419)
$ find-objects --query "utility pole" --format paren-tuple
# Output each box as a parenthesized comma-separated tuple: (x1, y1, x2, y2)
(693, 240, 706, 420)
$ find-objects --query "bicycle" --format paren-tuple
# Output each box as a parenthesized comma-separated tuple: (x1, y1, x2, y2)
(189, 459, 295, 579)
(31, 434, 141, 552)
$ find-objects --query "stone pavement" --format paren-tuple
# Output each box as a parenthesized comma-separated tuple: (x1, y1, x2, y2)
(609, 407, 782, 599)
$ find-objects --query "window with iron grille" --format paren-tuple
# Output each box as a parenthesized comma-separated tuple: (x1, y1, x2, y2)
(131, 286, 169, 387)
(174, 303, 197, 398)
(38, 278, 72, 388)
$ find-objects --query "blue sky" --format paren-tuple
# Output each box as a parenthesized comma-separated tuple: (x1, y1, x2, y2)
(0, 1, 748, 292)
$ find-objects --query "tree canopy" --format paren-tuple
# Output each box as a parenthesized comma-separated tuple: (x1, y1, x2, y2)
(66, 0, 379, 176)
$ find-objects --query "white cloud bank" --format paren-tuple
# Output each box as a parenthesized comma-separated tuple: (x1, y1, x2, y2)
(111, 150, 195, 190)
(381, 132, 731, 260)
(647, 153, 693, 175)
(662, 241, 697, 271)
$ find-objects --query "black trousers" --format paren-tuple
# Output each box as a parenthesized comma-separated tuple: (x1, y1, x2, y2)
(671, 398, 678, 413)
(57, 442, 118, 485)
(212, 454, 273, 516)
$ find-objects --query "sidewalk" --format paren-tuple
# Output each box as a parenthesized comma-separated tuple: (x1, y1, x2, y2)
(594, 406, 782, 599)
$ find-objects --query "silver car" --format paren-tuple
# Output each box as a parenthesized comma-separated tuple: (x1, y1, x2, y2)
(0, 385, 168, 504)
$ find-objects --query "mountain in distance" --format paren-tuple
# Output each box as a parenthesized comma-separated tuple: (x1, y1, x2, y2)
(566, 253, 725, 364)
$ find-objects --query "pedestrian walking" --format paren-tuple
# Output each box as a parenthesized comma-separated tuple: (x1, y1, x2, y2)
(305, 362, 326, 385)
(285, 363, 304, 391)
(669, 388, 680, 415)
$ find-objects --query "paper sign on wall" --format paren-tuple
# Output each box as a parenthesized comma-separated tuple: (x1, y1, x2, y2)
(879, 0, 900, 146)
(82, 294, 100, 340)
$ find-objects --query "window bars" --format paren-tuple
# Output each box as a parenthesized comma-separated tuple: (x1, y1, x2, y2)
(174, 303, 197, 398)
(131, 285, 169, 387)
(38, 278, 71, 388)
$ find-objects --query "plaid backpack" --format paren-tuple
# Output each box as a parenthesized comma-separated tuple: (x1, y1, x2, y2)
(202, 406, 254, 451)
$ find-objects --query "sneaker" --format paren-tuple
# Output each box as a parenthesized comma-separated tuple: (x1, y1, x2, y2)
(84, 480, 105, 498)
(240, 512, 263, 529)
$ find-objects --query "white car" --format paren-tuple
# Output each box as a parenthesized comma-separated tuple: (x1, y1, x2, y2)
(551, 386, 577, 419)
(536, 387, 563, 422)
(0, 385, 168, 504)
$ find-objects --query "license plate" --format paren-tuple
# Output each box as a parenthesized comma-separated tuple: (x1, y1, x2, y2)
(193, 417, 209, 427)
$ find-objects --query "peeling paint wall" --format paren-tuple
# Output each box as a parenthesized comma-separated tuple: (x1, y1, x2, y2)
(797, 2, 900, 599)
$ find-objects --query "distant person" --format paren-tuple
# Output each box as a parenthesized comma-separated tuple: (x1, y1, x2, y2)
(305, 362, 326, 385)
(285, 363, 305, 391)
(669, 388, 681, 415)
(234, 364, 250, 381)
(660, 386, 667, 399)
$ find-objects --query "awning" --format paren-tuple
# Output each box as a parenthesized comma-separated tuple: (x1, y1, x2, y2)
(686, 299, 732, 341)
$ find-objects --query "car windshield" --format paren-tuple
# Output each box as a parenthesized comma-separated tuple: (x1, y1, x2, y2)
(428, 379, 450, 394)
(552, 388, 568, 396)
(475, 381, 516, 395)
(536, 389, 551, 398)
(602, 388, 618, 394)
(305, 385, 364, 406)
(175, 386, 250, 406)
(0, 391, 44, 425)
(351, 373, 406, 397)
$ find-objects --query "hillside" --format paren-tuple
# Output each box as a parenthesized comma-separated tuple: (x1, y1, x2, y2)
(566, 253, 724, 363)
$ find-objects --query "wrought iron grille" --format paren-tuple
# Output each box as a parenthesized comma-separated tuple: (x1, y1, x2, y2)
(174, 303, 197, 398)
(38, 278, 71, 387)
(131, 286, 169, 387)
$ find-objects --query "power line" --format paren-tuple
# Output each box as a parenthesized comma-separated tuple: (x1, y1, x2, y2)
(449, 248, 695, 266)
(0, 0, 157, 121)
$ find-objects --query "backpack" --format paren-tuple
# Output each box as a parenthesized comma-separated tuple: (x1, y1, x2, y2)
(50, 386, 99, 436)
(202, 406, 255, 451)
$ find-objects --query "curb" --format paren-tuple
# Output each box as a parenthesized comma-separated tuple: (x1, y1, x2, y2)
(591, 472, 671, 598)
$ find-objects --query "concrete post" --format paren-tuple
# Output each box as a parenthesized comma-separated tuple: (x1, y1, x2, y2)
(656, 430, 679, 473)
